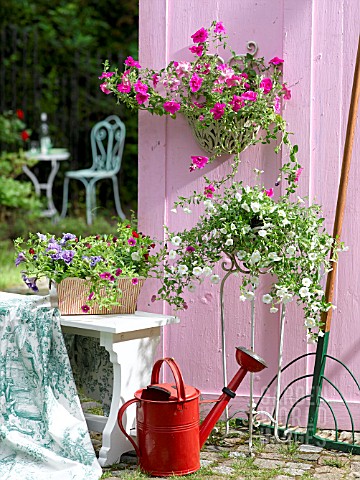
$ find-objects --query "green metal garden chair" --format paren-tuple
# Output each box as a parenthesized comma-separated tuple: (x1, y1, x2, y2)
(60, 115, 126, 225)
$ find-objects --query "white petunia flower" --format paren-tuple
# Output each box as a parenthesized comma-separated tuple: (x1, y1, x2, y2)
(236, 250, 246, 260)
(131, 252, 141, 261)
(258, 229, 267, 237)
(278, 210, 286, 217)
(286, 245, 296, 256)
(235, 192, 242, 201)
(242, 225, 251, 234)
(170, 208, 177, 213)
(168, 250, 177, 260)
(204, 199, 214, 210)
(269, 252, 282, 262)
(241, 202, 250, 212)
(309, 252, 317, 261)
(177, 264, 188, 275)
(222, 203, 229, 211)
(244, 186, 251, 193)
(250, 250, 261, 264)
(210, 274, 220, 284)
(245, 291, 255, 300)
(317, 330, 325, 337)
(270, 307, 278, 313)
(220, 228, 227, 234)
(282, 293, 293, 304)
(299, 286, 309, 298)
(250, 275, 259, 286)
(282, 219, 290, 226)
(230, 223, 236, 231)
(239, 295, 247, 302)
(187, 283, 196, 293)
(171, 236, 182, 246)
(307, 334, 317, 345)
(225, 238, 233, 246)
(302, 278, 312, 287)
(183, 207, 192, 214)
(262, 294, 272, 304)
(250, 202, 260, 213)
(202, 266, 212, 277)
(297, 196, 305, 203)
(192, 266, 203, 277)
(304, 318, 316, 328)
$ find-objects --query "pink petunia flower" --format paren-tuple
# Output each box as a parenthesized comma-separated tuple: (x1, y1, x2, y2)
(273, 95, 281, 114)
(189, 155, 209, 172)
(152, 73, 160, 88)
(81, 304, 90, 313)
(294, 167, 304, 182)
(189, 45, 204, 57)
(210, 102, 226, 120)
(282, 83, 292, 100)
(87, 292, 95, 301)
(225, 75, 241, 88)
(128, 237, 136, 246)
(230, 95, 245, 112)
(214, 21, 226, 34)
(189, 73, 203, 92)
(204, 184, 215, 198)
(163, 100, 181, 114)
(175, 61, 192, 78)
(269, 56, 284, 65)
(135, 92, 150, 105)
(265, 188, 274, 198)
(260, 78, 273, 94)
(99, 272, 112, 279)
(191, 27, 208, 43)
(241, 91, 258, 102)
(134, 81, 148, 94)
(124, 56, 141, 68)
(100, 83, 111, 94)
(186, 246, 195, 253)
(151, 295, 157, 303)
(115, 268, 123, 276)
(117, 82, 131, 94)
(132, 278, 139, 285)
(98, 72, 115, 79)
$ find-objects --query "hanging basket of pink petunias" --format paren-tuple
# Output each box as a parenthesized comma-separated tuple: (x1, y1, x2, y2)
(99, 20, 294, 174)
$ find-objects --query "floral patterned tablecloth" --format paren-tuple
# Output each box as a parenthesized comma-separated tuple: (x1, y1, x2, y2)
(0, 292, 102, 480)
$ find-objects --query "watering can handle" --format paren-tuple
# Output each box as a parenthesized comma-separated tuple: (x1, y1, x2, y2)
(151, 357, 186, 402)
(117, 398, 140, 458)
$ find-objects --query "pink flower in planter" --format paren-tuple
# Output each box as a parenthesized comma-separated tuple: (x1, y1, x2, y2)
(204, 184, 215, 198)
(273, 95, 281, 114)
(99, 272, 112, 279)
(124, 56, 141, 68)
(214, 21, 226, 34)
(260, 78, 273, 94)
(163, 100, 181, 114)
(265, 188, 274, 198)
(98, 72, 115, 79)
(210, 102, 226, 120)
(269, 56, 284, 65)
(81, 304, 90, 313)
(175, 61, 192, 78)
(135, 92, 150, 105)
(189, 73, 203, 92)
(128, 237, 137, 246)
(134, 81, 148, 94)
(191, 27, 208, 43)
(189, 155, 209, 171)
(115, 268, 123, 276)
(241, 91, 258, 102)
(132, 278, 139, 285)
(189, 45, 204, 57)
(294, 167, 304, 182)
(186, 246, 195, 253)
(230, 95, 245, 112)
(152, 73, 160, 88)
(100, 82, 111, 94)
(282, 83, 292, 100)
(151, 295, 157, 303)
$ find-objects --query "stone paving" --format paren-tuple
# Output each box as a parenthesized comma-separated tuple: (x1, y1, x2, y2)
(93, 426, 360, 479)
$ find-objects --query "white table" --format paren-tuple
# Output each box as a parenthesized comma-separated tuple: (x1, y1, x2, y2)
(24, 150, 70, 217)
(60, 311, 179, 467)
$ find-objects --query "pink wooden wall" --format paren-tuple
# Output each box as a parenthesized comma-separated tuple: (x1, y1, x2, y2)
(137, 0, 360, 429)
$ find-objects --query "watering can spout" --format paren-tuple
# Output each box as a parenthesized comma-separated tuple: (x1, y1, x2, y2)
(199, 346, 267, 448)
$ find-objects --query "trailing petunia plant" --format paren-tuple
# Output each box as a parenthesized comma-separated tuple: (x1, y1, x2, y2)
(99, 20, 300, 187)
(153, 174, 345, 343)
(14, 219, 159, 313)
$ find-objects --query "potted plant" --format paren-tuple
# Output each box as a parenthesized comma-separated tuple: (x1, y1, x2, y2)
(152, 174, 345, 343)
(14, 220, 159, 314)
(99, 20, 298, 177)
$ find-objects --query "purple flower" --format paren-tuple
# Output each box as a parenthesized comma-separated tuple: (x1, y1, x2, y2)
(186, 246, 195, 253)
(47, 241, 62, 260)
(15, 252, 26, 267)
(60, 250, 75, 264)
(128, 237, 136, 246)
(36, 233, 47, 241)
(115, 268, 123, 276)
(60, 233, 77, 245)
(163, 100, 181, 114)
(90, 256, 103, 267)
(151, 295, 157, 303)
(22, 274, 39, 292)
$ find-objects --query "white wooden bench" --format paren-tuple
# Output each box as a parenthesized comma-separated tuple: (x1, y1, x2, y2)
(60, 311, 179, 467)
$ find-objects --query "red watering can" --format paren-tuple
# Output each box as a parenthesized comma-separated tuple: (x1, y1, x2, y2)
(118, 346, 267, 477)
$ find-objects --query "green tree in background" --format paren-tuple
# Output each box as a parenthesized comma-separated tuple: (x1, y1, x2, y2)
(0, 0, 139, 216)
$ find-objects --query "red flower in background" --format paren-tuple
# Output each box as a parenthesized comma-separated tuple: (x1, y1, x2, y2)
(21, 130, 30, 141)
(16, 109, 24, 120)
